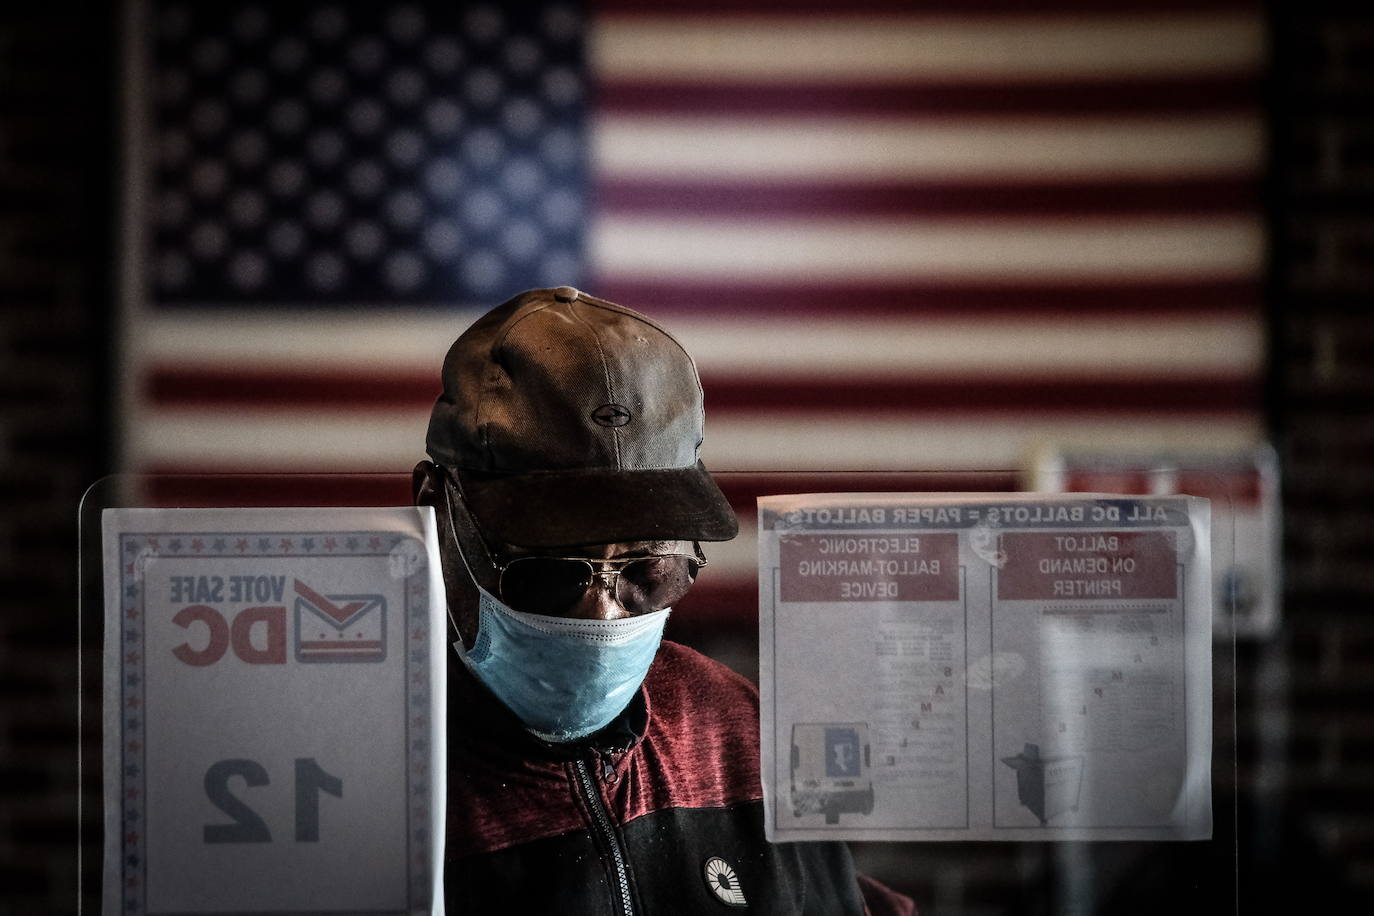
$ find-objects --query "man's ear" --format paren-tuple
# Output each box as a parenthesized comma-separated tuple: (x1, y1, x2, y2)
(413, 460, 444, 507)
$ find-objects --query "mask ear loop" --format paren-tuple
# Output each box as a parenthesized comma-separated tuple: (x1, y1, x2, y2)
(437, 468, 503, 646)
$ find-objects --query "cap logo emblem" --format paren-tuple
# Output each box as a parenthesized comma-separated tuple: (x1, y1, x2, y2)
(591, 404, 632, 428)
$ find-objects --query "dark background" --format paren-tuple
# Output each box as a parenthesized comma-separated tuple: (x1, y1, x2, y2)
(2, 2, 1372, 913)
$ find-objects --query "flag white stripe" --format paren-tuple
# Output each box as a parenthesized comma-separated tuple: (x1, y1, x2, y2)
(130, 411, 1261, 472)
(593, 116, 1263, 181)
(704, 517, 758, 578)
(678, 315, 1262, 378)
(593, 216, 1262, 282)
(137, 313, 1261, 378)
(593, 15, 1264, 83)
(703, 416, 1262, 470)
(134, 310, 463, 372)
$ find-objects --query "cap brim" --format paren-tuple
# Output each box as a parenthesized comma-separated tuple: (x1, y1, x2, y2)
(455, 460, 739, 548)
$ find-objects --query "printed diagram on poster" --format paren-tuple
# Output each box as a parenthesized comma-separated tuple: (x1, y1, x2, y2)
(790, 723, 875, 824)
(759, 493, 1213, 842)
(101, 507, 446, 915)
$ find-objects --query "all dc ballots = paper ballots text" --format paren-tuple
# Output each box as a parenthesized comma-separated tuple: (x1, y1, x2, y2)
(101, 507, 446, 915)
(759, 493, 1212, 843)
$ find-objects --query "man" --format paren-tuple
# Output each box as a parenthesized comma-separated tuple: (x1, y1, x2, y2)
(414, 286, 913, 914)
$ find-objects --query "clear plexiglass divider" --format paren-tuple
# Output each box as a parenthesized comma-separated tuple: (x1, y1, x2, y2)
(78, 471, 1238, 915)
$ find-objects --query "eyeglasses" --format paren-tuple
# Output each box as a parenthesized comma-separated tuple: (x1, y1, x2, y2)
(438, 467, 705, 615)
(496, 545, 706, 616)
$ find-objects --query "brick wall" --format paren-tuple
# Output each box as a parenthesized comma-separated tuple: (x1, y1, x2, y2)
(1253, 2, 1374, 908)
(0, 5, 115, 912)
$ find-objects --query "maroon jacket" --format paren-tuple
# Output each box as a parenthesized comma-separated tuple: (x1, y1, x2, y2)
(445, 640, 915, 915)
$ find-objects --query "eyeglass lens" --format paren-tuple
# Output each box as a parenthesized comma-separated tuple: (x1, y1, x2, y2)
(499, 555, 699, 615)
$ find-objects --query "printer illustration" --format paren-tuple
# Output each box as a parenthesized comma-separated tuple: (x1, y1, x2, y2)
(1001, 742, 1084, 825)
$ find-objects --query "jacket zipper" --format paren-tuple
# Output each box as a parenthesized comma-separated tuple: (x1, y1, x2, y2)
(574, 756, 634, 916)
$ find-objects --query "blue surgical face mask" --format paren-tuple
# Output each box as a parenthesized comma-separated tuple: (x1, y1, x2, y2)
(454, 585, 669, 743)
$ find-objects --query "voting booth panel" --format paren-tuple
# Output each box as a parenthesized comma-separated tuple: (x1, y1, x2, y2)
(758, 491, 1228, 853)
(79, 473, 1240, 914)
(82, 480, 446, 916)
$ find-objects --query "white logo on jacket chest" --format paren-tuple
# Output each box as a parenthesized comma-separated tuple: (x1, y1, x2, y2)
(703, 856, 747, 907)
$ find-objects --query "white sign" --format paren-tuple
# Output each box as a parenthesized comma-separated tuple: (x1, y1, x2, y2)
(759, 493, 1212, 842)
(102, 507, 446, 915)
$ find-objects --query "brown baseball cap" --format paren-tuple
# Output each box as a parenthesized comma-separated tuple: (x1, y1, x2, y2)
(426, 286, 739, 548)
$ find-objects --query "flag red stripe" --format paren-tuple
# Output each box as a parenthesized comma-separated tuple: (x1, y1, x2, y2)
(145, 369, 440, 409)
(598, 0, 1256, 15)
(1065, 468, 1264, 505)
(131, 469, 1244, 541)
(143, 369, 1258, 414)
(598, 78, 1260, 117)
(1174, 468, 1263, 503)
(142, 280, 1263, 321)
(704, 376, 1258, 414)
(589, 280, 1260, 317)
(669, 581, 758, 633)
(716, 472, 1020, 512)
(137, 470, 1023, 512)
(139, 474, 415, 508)
(599, 178, 1259, 218)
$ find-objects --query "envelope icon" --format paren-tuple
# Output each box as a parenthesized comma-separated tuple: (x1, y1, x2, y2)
(293, 578, 387, 663)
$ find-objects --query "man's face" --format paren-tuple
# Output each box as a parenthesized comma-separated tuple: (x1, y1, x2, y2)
(491, 540, 700, 622)
(419, 463, 700, 645)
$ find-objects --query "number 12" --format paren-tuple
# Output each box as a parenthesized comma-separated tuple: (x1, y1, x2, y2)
(204, 758, 342, 843)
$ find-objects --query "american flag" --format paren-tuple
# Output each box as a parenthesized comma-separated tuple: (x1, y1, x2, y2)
(122, 0, 1266, 638)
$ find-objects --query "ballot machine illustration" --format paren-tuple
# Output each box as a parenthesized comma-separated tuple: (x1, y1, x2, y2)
(790, 723, 875, 824)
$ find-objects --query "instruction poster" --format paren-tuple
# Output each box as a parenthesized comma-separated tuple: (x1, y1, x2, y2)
(759, 493, 1212, 842)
